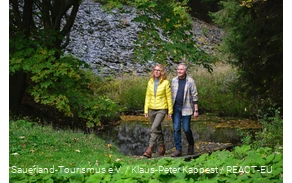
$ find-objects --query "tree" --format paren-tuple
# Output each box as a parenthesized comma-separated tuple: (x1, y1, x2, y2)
(9, 0, 81, 113)
(210, 0, 283, 113)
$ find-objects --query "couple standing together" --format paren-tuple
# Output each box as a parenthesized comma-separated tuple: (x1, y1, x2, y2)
(143, 63, 199, 158)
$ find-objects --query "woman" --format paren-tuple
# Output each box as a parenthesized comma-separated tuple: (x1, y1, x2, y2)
(143, 64, 173, 158)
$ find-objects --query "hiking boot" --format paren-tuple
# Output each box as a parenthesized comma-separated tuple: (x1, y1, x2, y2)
(171, 150, 182, 157)
(188, 145, 194, 155)
(158, 144, 165, 156)
(143, 146, 153, 158)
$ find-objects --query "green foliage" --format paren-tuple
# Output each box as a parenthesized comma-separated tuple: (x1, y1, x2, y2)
(10, 45, 118, 127)
(238, 107, 283, 150)
(210, 0, 283, 111)
(255, 107, 283, 148)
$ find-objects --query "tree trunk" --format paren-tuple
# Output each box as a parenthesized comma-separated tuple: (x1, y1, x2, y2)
(9, 71, 27, 114)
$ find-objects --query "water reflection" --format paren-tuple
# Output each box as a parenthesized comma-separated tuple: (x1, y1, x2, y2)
(98, 118, 245, 156)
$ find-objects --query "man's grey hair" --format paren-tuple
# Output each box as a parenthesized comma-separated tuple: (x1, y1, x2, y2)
(178, 63, 188, 71)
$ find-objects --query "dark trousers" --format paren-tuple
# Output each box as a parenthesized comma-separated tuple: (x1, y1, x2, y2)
(172, 107, 194, 151)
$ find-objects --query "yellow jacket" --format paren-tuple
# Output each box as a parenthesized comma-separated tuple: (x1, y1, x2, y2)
(144, 78, 173, 114)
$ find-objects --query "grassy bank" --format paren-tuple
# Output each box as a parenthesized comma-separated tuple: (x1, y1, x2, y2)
(9, 118, 283, 182)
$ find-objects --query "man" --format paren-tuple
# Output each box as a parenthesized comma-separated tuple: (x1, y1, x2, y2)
(171, 63, 199, 157)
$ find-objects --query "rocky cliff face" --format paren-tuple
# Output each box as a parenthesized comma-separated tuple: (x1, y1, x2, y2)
(65, 0, 224, 76)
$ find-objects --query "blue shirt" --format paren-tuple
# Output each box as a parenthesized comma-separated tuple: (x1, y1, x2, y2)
(174, 77, 186, 108)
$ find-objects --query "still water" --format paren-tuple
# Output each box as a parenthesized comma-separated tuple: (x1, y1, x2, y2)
(97, 115, 260, 156)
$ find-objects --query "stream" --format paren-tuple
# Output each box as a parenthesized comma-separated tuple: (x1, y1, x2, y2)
(96, 115, 261, 156)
